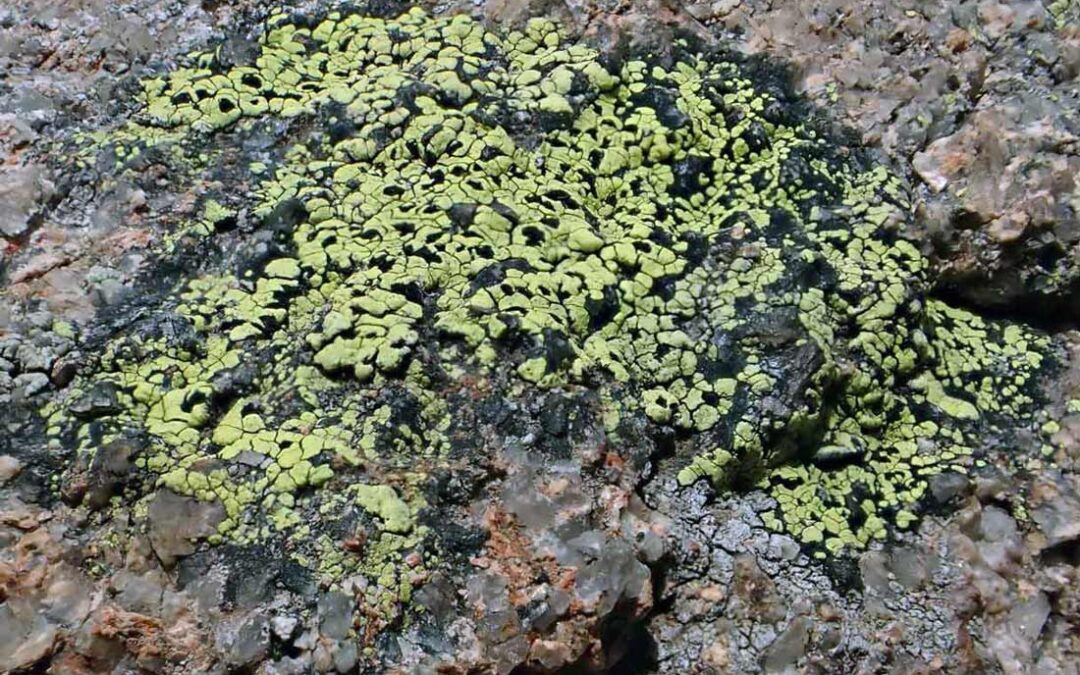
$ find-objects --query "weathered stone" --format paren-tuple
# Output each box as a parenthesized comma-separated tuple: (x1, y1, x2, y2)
(146, 490, 225, 568)
(0, 455, 22, 485)
(271, 614, 300, 642)
(215, 612, 270, 668)
(318, 592, 353, 641)
(1030, 473, 1080, 550)
(761, 615, 811, 673)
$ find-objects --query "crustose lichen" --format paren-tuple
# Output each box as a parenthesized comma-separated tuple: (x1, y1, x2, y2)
(49, 6, 1058, 629)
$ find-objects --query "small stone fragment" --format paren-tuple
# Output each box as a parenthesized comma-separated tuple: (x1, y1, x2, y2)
(0, 455, 22, 485)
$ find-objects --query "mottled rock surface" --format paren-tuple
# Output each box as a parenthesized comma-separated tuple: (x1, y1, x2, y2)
(679, 0, 1080, 321)
(2, 1, 1079, 674)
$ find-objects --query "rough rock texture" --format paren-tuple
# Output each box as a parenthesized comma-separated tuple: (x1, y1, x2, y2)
(679, 0, 1080, 321)
(1, 1, 1079, 674)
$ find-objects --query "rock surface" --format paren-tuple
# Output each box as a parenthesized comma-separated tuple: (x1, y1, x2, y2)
(1, 1, 1078, 674)
(678, 0, 1080, 322)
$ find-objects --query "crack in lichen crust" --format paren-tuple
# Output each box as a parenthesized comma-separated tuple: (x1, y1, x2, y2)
(45, 3, 1059, 618)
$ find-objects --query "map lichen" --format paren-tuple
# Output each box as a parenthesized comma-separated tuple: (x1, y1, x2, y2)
(46, 4, 1059, 621)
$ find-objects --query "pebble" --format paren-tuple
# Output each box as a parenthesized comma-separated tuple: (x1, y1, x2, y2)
(761, 616, 811, 673)
(0, 455, 22, 484)
(13, 372, 49, 398)
(271, 614, 300, 642)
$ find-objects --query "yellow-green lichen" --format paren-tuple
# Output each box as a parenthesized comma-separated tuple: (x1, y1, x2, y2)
(48, 5, 1062, 601)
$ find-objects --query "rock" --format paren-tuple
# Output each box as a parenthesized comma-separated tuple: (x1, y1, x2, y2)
(146, 490, 225, 567)
(86, 265, 130, 306)
(69, 382, 120, 419)
(15, 340, 56, 371)
(761, 616, 811, 673)
(766, 534, 800, 561)
(215, 612, 270, 668)
(529, 639, 574, 670)
(729, 555, 784, 623)
(0, 163, 53, 238)
(263, 655, 314, 675)
(990, 592, 1052, 675)
(332, 640, 358, 673)
(493, 634, 530, 675)
(974, 469, 1015, 504)
(889, 547, 931, 591)
(701, 635, 732, 671)
(84, 437, 137, 509)
(636, 529, 665, 564)
(112, 571, 165, 615)
(929, 471, 971, 505)
(12, 372, 50, 399)
(465, 572, 520, 643)
(987, 213, 1030, 245)
(50, 351, 80, 387)
(0, 602, 57, 672)
(1011, 593, 1051, 646)
(1030, 473, 1080, 550)
(272, 614, 300, 642)
(1, 2, 1077, 674)
(912, 143, 953, 193)
(0, 455, 22, 484)
(294, 628, 319, 651)
(318, 592, 353, 641)
(574, 538, 651, 616)
(858, 551, 891, 596)
(979, 506, 1019, 543)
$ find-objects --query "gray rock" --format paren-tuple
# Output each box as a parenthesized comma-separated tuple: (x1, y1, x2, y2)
(765, 534, 800, 562)
(84, 437, 137, 509)
(889, 547, 931, 590)
(728, 554, 784, 624)
(974, 469, 1017, 504)
(86, 265, 130, 306)
(69, 382, 121, 419)
(1011, 593, 1051, 646)
(929, 471, 971, 504)
(0, 455, 22, 484)
(636, 529, 665, 564)
(272, 614, 300, 642)
(112, 571, 165, 615)
(12, 372, 50, 398)
(147, 490, 225, 567)
(979, 506, 1019, 543)
(318, 592, 353, 640)
(263, 655, 315, 675)
(15, 340, 55, 372)
(859, 551, 892, 596)
(294, 628, 319, 651)
(0, 601, 56, 672)
(990, 591, 1053, 675)
(750, 623, 779, 651)
(1031, 474, 1080, 549)
(0, 163, 52, 237)
(761, 616, 811, 673)
(574, 538, 650, 616)
(0, 336, 21, 360)
(216, 612, 270, 668)
(332, 640, 358, 673)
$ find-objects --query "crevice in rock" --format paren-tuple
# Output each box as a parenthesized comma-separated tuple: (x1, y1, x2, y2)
(930, 279, 1080, 333)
